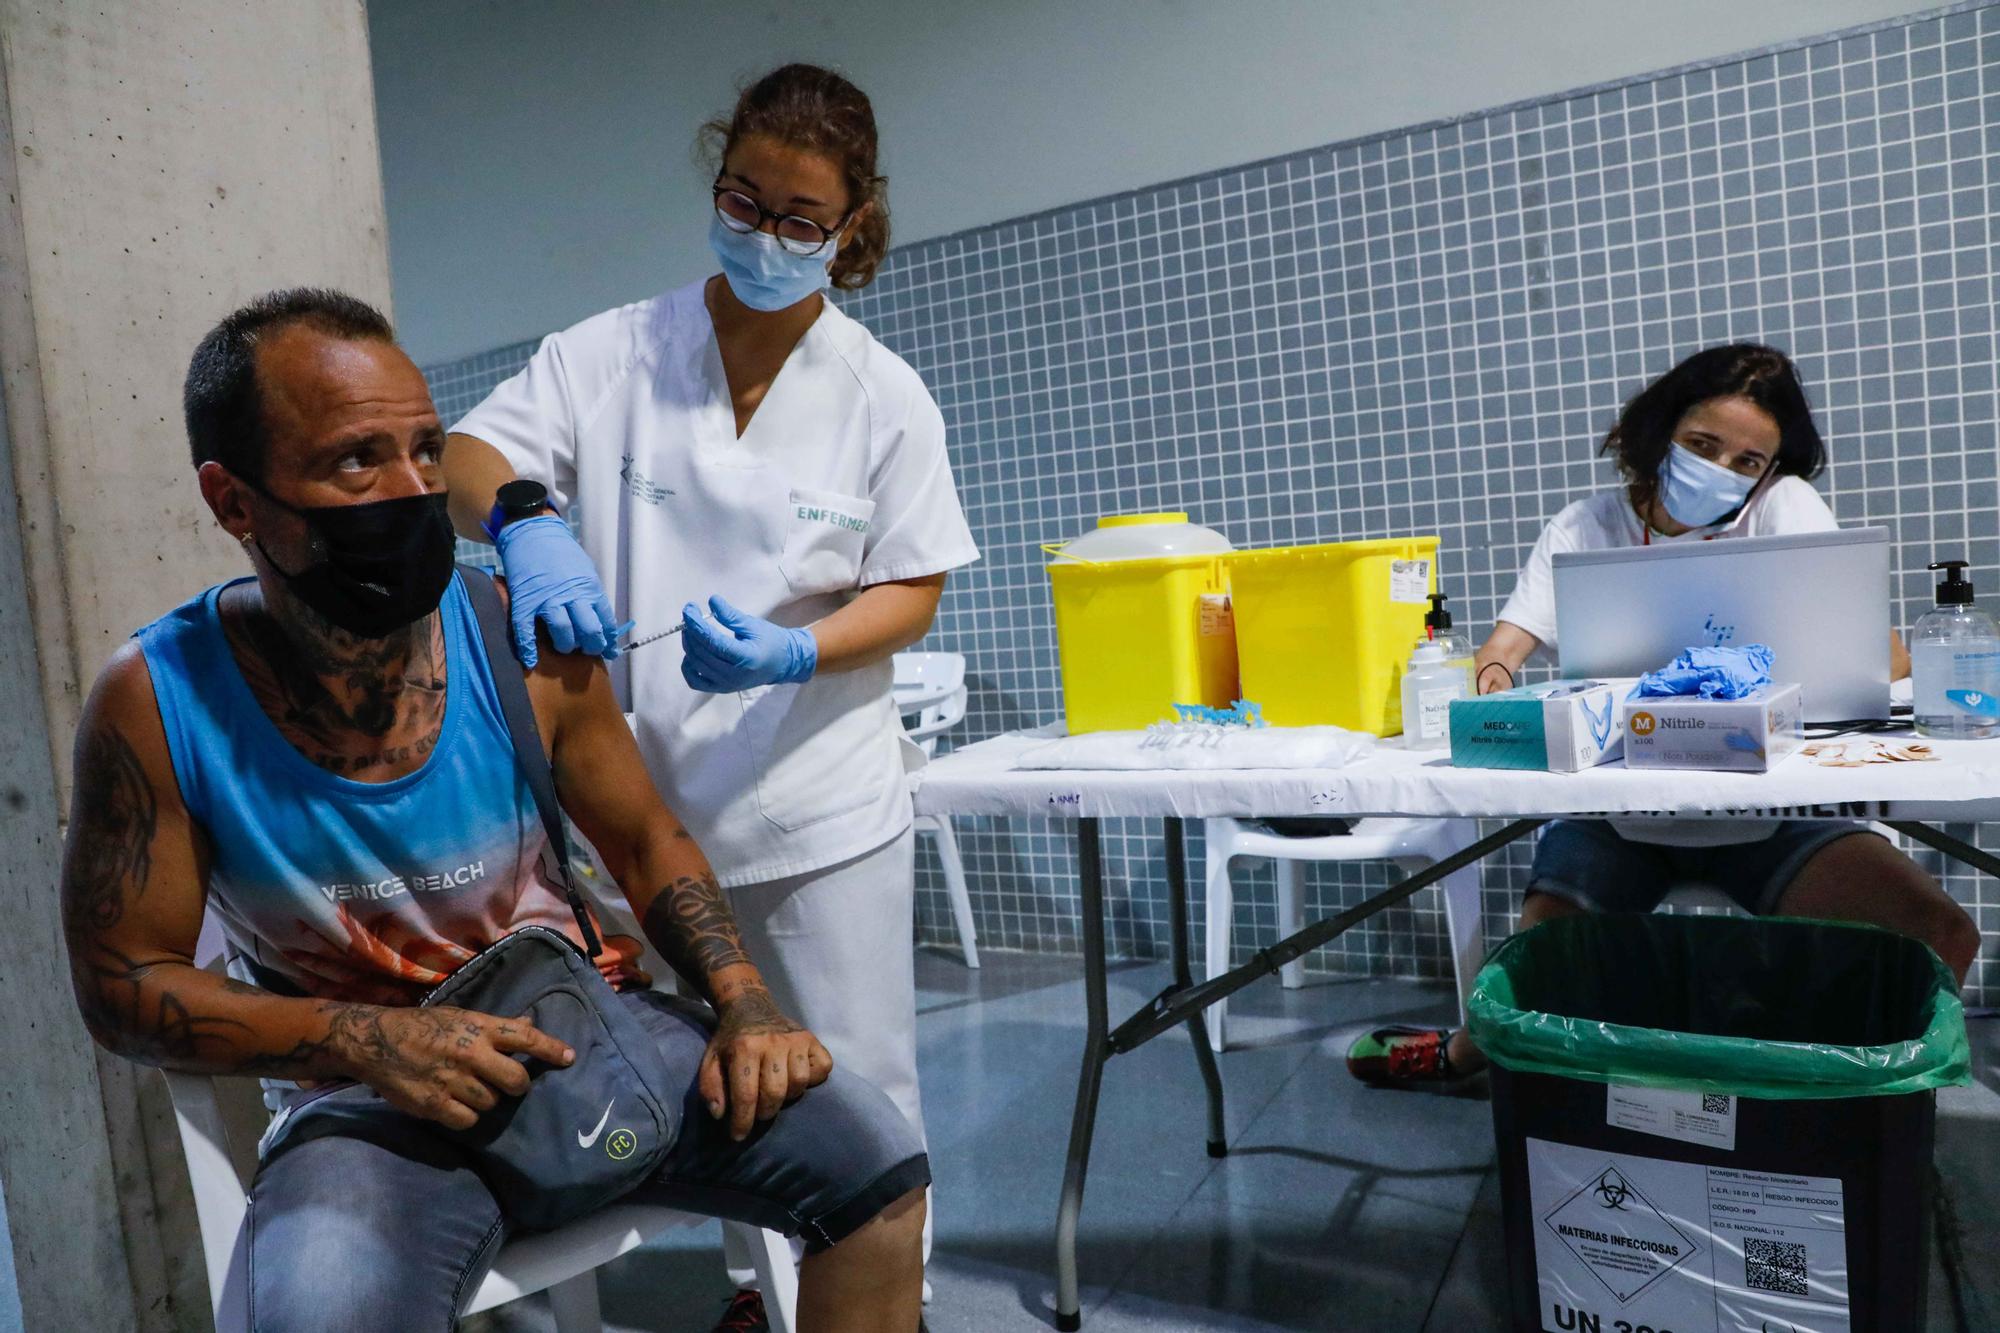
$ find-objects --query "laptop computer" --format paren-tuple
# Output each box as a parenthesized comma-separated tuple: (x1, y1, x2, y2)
(1552, 527, 1893, 724)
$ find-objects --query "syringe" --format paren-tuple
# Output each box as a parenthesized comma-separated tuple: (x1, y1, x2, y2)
(622, 624, 684, 652)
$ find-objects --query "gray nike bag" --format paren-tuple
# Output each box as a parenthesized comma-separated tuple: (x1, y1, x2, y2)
(269, 926, 680, 1230)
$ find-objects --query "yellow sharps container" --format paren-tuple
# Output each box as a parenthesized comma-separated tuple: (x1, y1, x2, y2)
(1228, 537, 1442, 734)
(1047, 514, 1240, 733)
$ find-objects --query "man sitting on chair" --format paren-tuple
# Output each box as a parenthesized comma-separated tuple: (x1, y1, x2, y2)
(59, 288, 927, 1331)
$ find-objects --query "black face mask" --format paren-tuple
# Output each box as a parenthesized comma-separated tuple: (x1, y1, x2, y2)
(245, 484, 457, 639)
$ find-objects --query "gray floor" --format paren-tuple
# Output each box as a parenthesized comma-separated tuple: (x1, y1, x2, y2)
(474, 948, 2000, 1332)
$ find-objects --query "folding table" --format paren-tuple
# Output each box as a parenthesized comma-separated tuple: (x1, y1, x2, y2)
(913, 729, 2000, 1329)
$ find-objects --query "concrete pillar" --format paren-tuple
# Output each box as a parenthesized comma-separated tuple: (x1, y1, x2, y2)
(0, 2, 392, 1328)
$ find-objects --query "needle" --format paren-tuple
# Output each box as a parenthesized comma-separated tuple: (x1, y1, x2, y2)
(622, 624, 683, 652)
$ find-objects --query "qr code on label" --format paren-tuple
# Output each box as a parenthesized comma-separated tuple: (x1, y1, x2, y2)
(1702, 1094, 1732, 1115)
(1745, 1238, 1809, 1296)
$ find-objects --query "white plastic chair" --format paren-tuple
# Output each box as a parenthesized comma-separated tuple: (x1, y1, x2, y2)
(1657, 884, 1746, 914)
(1202, 817, 1483, 1051)
(895, 651, 979, 969)
(166, 935, 799, 1332)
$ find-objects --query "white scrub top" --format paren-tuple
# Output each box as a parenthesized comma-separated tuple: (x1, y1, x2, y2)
(455, 281, 980, 885)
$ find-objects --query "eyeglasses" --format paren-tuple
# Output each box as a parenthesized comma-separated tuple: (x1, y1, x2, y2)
(712, 185, 849, 256)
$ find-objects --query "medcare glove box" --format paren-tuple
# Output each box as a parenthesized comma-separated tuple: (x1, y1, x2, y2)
(1621, 682, 1805, 773)
(1448, 680, 1630, 772)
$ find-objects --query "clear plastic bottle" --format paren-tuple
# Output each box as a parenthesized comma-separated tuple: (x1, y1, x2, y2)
(1401, 640, 1467, 749)
(1426, 591, 1476, 694)
(1912, 560, 2000, 740)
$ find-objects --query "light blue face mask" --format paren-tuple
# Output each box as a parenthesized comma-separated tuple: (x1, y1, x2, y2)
(1660, 440, 1757, 528)
(708, 214, 837, 312)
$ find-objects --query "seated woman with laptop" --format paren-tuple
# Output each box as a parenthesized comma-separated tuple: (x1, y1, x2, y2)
(1348, 342, 1981, 1088)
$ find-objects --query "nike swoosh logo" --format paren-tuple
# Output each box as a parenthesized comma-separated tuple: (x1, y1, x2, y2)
(577, 1099, 614, 1149)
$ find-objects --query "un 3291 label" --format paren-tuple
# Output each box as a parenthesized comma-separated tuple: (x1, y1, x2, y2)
(1547, 1314, 1674, 1332)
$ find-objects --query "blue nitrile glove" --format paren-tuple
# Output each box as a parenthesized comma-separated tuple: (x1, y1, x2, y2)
(491, 514, 632, 667)
(679, 595, 818, 693)
(1634, 643, 1775, 700)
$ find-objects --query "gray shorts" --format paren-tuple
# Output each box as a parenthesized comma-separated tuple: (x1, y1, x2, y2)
(245, 989, 928, 1330)
(1527, 818, 1877, 916)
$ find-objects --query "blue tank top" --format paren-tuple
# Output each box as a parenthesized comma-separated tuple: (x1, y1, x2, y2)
(135, 573, 646, 1006)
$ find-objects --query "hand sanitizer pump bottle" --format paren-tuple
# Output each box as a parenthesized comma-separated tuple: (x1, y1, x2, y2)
(1401, 640, 1466, 749)
(1912, 559, 2000, 740)
(1425, 591, 1476, 693)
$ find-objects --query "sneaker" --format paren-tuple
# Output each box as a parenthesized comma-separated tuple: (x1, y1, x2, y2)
(710, 1288, 768, 1333)
(1345, 1025, 1471, 1086)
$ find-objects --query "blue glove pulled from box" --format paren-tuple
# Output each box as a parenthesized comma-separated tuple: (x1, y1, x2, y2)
(1634, 643, 1775, 700)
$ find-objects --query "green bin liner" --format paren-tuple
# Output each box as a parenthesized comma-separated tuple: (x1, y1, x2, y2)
(1467, 913, 1969, 1100)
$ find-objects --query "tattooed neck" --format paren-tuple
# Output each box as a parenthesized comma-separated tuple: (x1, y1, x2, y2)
(221, 579, 448, 775)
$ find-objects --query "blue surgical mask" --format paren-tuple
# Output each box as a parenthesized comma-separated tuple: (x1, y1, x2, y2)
(1660, 441, 1757, 528)
(708, 214, 837, 312)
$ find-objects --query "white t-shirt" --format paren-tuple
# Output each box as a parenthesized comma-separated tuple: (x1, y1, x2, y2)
(455, 281, 979, 884)
(1495, 477, 1838, 847)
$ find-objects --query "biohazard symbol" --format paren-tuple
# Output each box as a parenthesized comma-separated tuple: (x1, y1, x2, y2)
(605, 1128, 638, 1161)
(1593, 1167, 1632, 1211)
(1629, 711, 1657, 737)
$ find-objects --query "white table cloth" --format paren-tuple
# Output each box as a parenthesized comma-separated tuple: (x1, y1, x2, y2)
(915, 725, 2000, 823)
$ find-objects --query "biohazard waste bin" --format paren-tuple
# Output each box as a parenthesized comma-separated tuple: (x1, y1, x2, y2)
(1467, 914, 1968, 1333)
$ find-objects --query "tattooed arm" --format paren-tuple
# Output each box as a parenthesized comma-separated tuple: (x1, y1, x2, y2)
(534, 640, 831, 1137)
(60, 646, 571, 1129)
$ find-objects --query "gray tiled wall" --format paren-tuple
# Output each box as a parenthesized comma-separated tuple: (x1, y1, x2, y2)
(430, 2, 2000, 1004)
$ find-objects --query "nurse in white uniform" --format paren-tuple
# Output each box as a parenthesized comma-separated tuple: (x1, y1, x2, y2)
(443, 64, 976, 1328)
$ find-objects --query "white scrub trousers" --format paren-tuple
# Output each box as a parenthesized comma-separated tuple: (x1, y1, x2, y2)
(720, 828, 932, 1287)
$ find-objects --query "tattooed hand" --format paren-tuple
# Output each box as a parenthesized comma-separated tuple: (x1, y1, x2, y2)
(634, 869, 824, 1137)
(697, 986, 832, 1141)
(329, 1003, 575, 1131)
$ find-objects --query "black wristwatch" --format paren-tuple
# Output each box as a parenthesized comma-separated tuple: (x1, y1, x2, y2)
(485, 479, 555, 539)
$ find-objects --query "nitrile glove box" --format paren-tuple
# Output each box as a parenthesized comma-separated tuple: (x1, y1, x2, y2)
(1621, 682, 1804, 772)
(1448, 680, 1628, 772)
